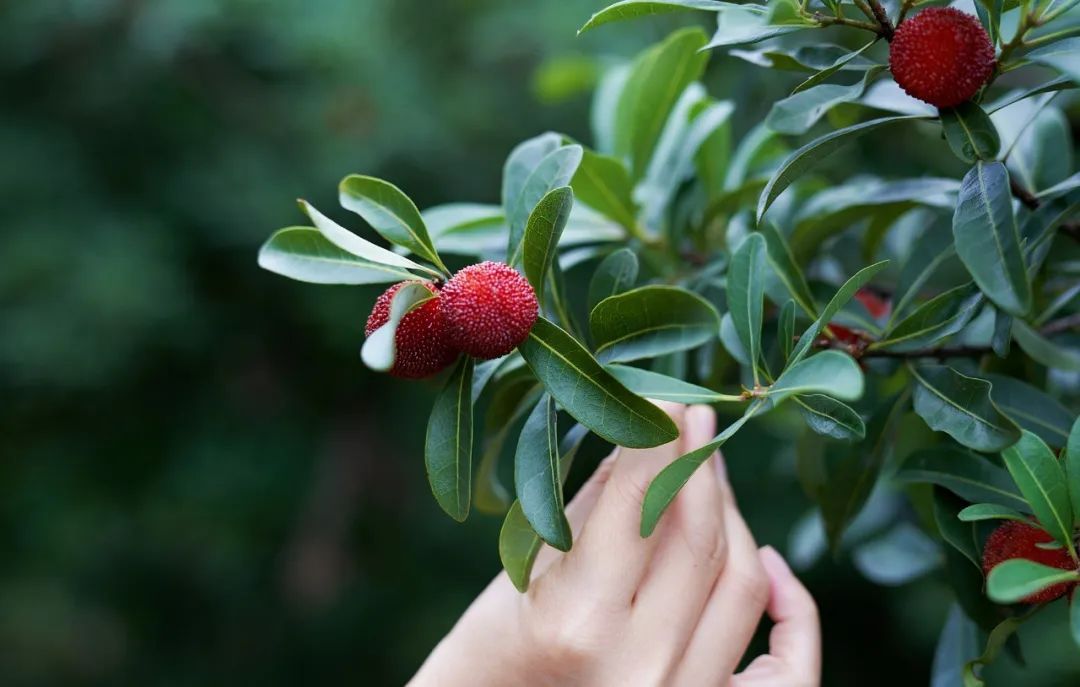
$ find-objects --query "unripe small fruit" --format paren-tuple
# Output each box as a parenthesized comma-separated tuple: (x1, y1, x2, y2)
(889, 8, 995, 109)
(365, 281, 459, 379)
(441, 261, 539, 360)
(982, 521, 1077, 604)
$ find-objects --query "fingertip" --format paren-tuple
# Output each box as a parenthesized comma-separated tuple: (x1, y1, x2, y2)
(759, 545, 791, 579)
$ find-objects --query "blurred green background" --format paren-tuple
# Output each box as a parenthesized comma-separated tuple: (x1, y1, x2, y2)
(2, 1, 1078, 685)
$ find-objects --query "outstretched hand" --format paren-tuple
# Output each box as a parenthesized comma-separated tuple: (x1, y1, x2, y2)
(410, 403, 821, 686)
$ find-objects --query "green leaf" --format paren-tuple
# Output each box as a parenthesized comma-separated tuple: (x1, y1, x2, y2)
(507, 145, 584, 267)
(422, 203, 507, 257)
(992, 309, 1013, 358)
(590, 286, 720, 364)
(705, 3, 807, 49)
(641, 401, 764, 536)
(1068, 418, 1080, 527)
(522, 186, 574, 302)
(963, 615, 1026, 685)
(757, 116, 921, 221)
(727, 233, 768, 383)
(1025, 38, 1080, 86)
(578, 0, 725, 33)
(298, 199, 437, 275)
(719, 312, 750, 365)
(795, 394, 865, 441)
(1002, 430, 1075, 552)
(503, 133, 562, 210)
(910, 365, 1022, 453)
(957, 503, 1029, 522)
(731, 43, 878, 73)
(519, 317, 679, 448)
(889, 221, 959, 323)
(588, 248, 639, 313)
(1012, 319, 1080, 371)
(895, 447, 1028, 510)
(766, 68, 883, 135)
(258, 227, 417, 285)
(424, 357, 475, 522)
(778, 299, 796, 361)
(338, 175, 446, 273)
(514, 395, 571, 551)
(789, 261, 889, 367)
(985, 373, 1074, 447)
(952, 162, 1032, 317)
(607, 364, 741, 403)
(360, 283, 437, 372)
(935, 489, 981, 569)
(932, 605, 982, 687)
(760, 225, 816, 317)
(768, 350, 864, 405)
(874, 284, 983, 352)
(792, 40, 879, 93)
(940, 101, 1001, 163)
(987, 558, 1080, 604)
(571, 149, 637, 229)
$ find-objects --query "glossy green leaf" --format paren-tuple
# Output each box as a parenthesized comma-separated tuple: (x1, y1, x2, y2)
(360, 283, 437, 372)
(1069, 418, 1080, 526)
(571, 149, 637, 229)
(791, 40, 878, 93)
(507, 145, 584, 266)
(963, 615, 1026, 686)
(935, 489, 981, 569)
(992, 309, 1013, 358)
(760, 225, 816, 317)
(1002, 430, 1075, 552)
(778, 299, 796, 361)
(985, 373, 1073, 448)
(768, 350, 864, 404)
(766, 67, 883, 135)
(795, 394, 865, 441)
(730, 43, 878, 73)
(578, 0, 725, 33)
(895, 447, 1027, 510)
(957, 503, 1028, 522)
(987, 558, 1080, 604)
(757, 116, 920, 221)
(590, 285, 720, 363)
(932, 605, 981, 687)
(940, 101, 1001, 163)
(952, 162, 1032, 317)
(514, 395, 570, 551)
(889, 220, 958, 323)
(338, 174, 446, 273)
(719, 312, 750, 365)
(588, 248, 639, 313)
(607, 365, 742, 403)
(424, 357, 474, 522)
(910, 365, 1022, 453)
(503, 133, 561, 210)
(705, 3, 806, 49)
(422, 203, 507, 257)
(874, 284, 983, 352)
(519, 317, 679, 448)
(258, 227, 417, 285)
(727, 233, 767, 382)
(789, 261, 889, 367)
(522, 186, 574, 301)
(641, 401, 764, 536)
(1072, 597, 1080, 650)
(1026, 38, 1080, 86)
(986, 75, 1074, 114)
(1012, 319, 1080, 371)
(298, 199, 436, 275)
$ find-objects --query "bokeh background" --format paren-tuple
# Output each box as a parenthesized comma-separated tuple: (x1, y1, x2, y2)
(2, 1, 1078, 685)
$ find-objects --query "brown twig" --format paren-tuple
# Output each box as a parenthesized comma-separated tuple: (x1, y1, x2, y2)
(866, 0, 895, 40)
(1010, 178, 1080, 244)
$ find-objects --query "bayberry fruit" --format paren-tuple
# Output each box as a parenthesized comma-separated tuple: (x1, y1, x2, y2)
(982, 521, 1078, 604)
(889, 8, 995, 109)
(441, 261, 539, 360)
(855, 288, 891, 320)
(365, 281, 459, 379)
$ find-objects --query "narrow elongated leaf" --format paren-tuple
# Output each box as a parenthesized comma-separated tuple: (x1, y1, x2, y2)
(987, 559, 1080, 604)
(514, 395, 571, 551)
(571, 149, 637, 229)
(607, 364, 741, 403)
(888, 219, 958, 323)
(766, 68, 883, 135)
(757, 116, 920, 221)
(338, 175, 446, 272)
(424, 357, 475, 521)
(935, 489, 981, 569)
(361, 283, 437, 372)
(705, 4, 806, 48)
(719, 312, 750, 365)
(957, 503, 1028, 522)
(1025, 38, 1080, 86)
(874, 284, 983, 352)
(299, 199, 435, 274)
(940, 101, 1001, 163)
(932, 605, 981, 687)
(792, 40, 878, 93)
(1069, 418, 1080, 526)
(992, 309, 1013, 358)
(1012, 319, 1080, 371)
(590, 285, 721, 363)
(910, 365, 1022, 452)
(895, 447, 1027, 510)
(579, 0, 725, 33)
(789, 262, 889, 367)
(727, 233, 767, 382)
(1002, 430, 1075, 551)
(1072, 597, 1080, 650)
(760, 225, 816, 317)
(588, 248, 639, 312)
(519, 317, 679, 448)
(502, 132, 562, 212)
(952, 162, 1031, 316)
(795, 394, 865, 440)
(768, 351, 864, 404)
(258, 227, 417, 285)
(986, 373, 1073, 447)
(778, 300, 797, 361)
(641, 401, 765, 536)
(522, 186, 574, 301)
(508, 145, 584, 266)
(731, 43, 878, 73)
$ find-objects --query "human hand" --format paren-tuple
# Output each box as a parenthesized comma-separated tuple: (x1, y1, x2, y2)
(409, 403, 821, 686)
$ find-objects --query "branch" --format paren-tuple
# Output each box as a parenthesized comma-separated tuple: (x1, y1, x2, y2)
(1010, 178, 1080, 244)
(866, 0, 895, 40)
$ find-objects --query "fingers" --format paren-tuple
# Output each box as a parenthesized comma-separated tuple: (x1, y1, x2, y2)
(732, 547, 821, 687)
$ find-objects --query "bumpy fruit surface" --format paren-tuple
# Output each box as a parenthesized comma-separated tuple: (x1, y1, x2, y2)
(365, 281, 459, 379)
(889, 8, 995, 108)
(441, 261, 539, 360)
(982, 521, 1077, 604)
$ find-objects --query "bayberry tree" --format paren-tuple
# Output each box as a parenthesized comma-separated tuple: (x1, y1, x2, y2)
(259, 0, 1080, 682)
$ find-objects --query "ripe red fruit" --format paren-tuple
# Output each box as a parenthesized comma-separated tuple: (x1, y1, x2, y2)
(889, 8, 995, 108)
(441, 261, 539, 360)
(365, 281, 459, 379)
(855, 288, 891, 320)
(982, 521, 1078, 604)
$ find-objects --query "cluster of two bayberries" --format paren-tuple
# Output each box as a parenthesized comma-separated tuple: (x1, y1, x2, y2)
(365, 261, 538, 378)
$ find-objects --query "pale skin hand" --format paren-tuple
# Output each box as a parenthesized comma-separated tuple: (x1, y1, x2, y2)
(410, 403, 821, 687)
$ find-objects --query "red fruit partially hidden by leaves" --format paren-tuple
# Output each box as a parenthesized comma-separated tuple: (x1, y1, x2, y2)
(855, 288, 891, 320)
(365, 281, 459, 379)
(441, 261, 539, 360)
(982, 521, 1078, 604)
(889, 8, 995, 108)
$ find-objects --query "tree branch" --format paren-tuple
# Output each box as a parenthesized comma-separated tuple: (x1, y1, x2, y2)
(1010, 178, 1080, 244)
(865, 0, 895, 40)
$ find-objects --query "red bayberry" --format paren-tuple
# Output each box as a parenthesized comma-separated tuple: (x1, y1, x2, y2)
(855, 288, 891, 320)
(889, 8, 995, 109)
(982, 521, 1078, 604)
(441, 261, 539, 360)
(365, 281, 459, 379)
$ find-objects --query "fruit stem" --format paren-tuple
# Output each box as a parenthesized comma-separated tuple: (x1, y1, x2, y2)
(811, 12, 882, 34)
(865, 0, 896, 40)
(1023, 24, 1080, 48)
